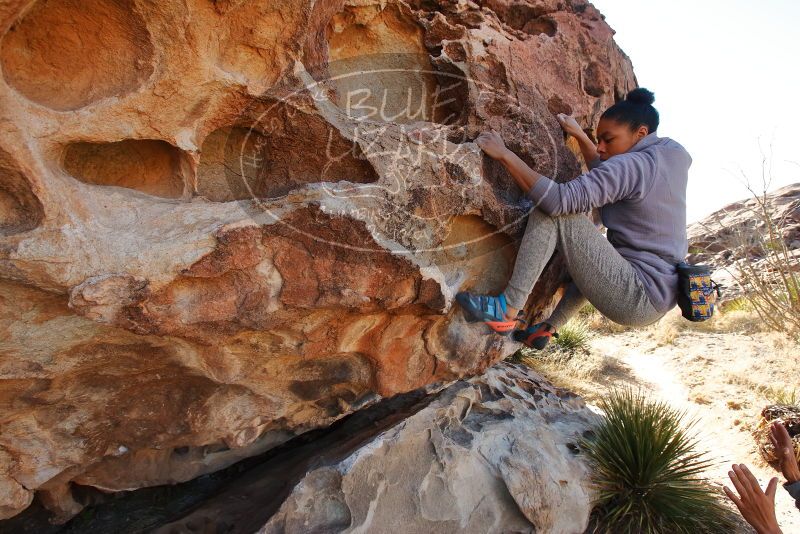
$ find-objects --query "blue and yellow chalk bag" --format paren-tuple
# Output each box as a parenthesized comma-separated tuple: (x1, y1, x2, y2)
(676, 261, 722, 322)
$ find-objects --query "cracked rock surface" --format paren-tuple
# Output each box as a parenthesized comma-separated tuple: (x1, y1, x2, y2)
(0, 0, 634, 520)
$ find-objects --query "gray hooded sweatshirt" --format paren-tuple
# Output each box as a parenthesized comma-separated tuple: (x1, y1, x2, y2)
(526, 132, 691, 313)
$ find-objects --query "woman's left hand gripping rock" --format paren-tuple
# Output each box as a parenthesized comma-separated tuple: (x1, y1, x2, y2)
(475, 129, 509, 161)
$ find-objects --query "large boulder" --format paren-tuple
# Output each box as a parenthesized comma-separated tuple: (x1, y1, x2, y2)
(258, 363, 599, 534)
(0, 0, 634, 520)
(153, 363, 601, 534)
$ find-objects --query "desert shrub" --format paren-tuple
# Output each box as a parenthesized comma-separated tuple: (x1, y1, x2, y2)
(553, 318, 591, 352)
(582, 389, 737, 534)
(574, 301, 633, 334)
(650, 304, 762, 337)
(653, 322, 678, 346)
(579, 302, 597, 317)
(720, 296, 753, 313)
(765, 386, 799, 407)
(585, 311, 633, 334)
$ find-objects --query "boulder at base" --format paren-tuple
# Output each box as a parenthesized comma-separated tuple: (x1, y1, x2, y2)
(189, 362, 598, 534)
(258, 362, 599, 534)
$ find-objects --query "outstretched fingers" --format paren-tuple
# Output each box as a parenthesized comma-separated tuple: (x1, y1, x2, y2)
(742, 464, 773, 503)
(726, 464, 783, 534)
(729, 464, 752, 501)
(765, 477, 779, 500)
(723, 484, 743, 510)
(741, 464, 762, 492)
(771, 420, 793, 449)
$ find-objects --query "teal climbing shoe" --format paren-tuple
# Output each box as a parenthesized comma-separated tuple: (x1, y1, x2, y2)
(455, 291, 520, 335)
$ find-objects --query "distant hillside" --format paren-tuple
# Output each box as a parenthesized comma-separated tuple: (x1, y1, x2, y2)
(686, 183, 800, 299)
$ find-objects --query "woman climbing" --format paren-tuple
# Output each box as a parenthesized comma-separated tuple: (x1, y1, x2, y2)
(456, 88, 691, 349)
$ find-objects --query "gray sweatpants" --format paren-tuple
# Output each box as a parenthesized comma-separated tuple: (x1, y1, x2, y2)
(504, 208, 664, 329)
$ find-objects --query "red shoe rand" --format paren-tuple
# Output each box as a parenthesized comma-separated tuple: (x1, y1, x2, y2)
(512, 322, 558, 350)
(455, 291, 521, 335)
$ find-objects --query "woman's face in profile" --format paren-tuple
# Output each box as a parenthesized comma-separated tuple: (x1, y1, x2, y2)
(595, 118, 649, 160)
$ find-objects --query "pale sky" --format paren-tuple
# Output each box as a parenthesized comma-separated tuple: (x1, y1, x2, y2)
(590, 0, 800, 223)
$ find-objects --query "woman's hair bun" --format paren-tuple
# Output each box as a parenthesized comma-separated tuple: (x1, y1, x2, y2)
(626, 88, 655, 105)
(602, 88, 659, 132)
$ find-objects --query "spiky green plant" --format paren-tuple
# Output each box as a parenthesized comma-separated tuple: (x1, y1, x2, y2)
(720, 296, 753, 313)
(582, 390, 737, 534)
(578, 302, 597, 317)
(765, 386, 798, 407)
(553, 318, 591, 353)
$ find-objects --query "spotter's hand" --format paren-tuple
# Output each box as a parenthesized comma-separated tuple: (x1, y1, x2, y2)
(724, 464, 782, 534)
(770, 421, 800, 484)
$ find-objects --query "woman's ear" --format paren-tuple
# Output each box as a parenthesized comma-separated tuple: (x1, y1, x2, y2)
(637, 125, 649, 139)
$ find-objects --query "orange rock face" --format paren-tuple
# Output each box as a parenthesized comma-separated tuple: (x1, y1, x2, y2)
(0, 0, 634, 521)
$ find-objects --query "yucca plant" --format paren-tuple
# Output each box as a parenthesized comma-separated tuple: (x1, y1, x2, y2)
(582, 390, 737, 534)
(553, 318, 591, 353)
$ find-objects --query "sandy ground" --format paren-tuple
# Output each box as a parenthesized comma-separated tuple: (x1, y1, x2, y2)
(522, 306, 800, 533)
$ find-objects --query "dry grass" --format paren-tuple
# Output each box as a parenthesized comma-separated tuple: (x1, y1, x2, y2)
(584, 312, 633, 334)
(547, 302, 798, 407)
(578, 300, 764, 340)
(647, 306, 762, 337)
(726, 373, 800, 407)
(552, 318, 592, 352)
(764, 386, 798, 406)
(513, 347, 637, 402)
(653, 322, 679, 347)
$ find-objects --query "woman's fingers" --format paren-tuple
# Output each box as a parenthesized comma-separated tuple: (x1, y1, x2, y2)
(475, 132, 500, 156)
(555, 113, 580, 135)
